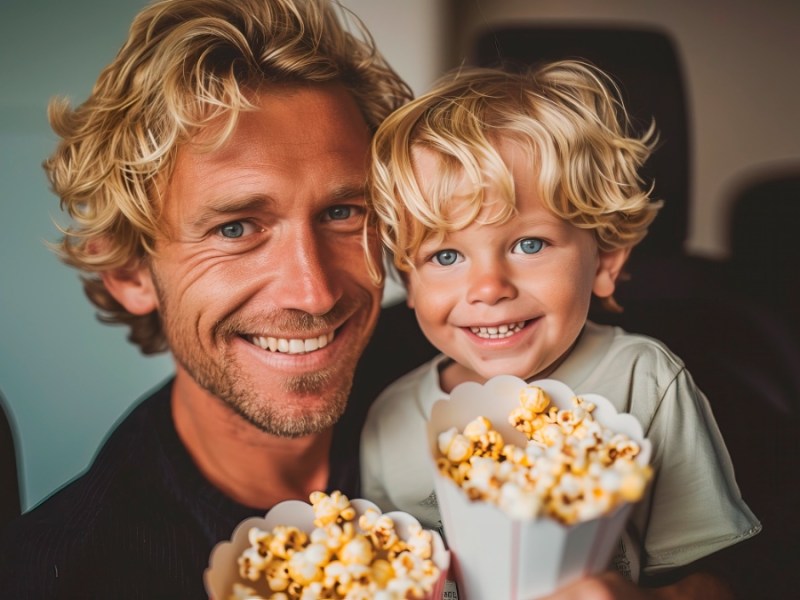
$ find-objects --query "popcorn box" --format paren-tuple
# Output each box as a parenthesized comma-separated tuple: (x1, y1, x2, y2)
(427, 376, 652, 600)
(204, 497, 450, 600)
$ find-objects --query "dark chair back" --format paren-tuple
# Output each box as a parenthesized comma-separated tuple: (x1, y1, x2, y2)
(470, 26, 690, 258)
(728, 170, 800, 339)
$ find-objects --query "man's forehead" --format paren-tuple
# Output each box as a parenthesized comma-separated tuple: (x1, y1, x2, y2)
(159, 84, 371, 222)
(195, 82, 370, 143)
(173, 86, 369, 175)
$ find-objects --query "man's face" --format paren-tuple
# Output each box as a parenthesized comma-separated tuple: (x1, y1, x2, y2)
(149, 85, 381, 437)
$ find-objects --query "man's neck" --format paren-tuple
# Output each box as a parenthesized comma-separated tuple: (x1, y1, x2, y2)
(170, 369, 332, 509)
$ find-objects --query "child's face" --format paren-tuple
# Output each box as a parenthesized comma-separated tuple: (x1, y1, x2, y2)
(405, 141, 626, 384)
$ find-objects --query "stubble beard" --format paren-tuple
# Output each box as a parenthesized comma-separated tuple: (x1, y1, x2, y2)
(153, 277, 365, 438)
(210, 353, 353, 438)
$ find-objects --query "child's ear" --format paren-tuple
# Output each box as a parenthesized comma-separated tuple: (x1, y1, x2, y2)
(592, 246, 631, 299)
(101, 262, 159, 315)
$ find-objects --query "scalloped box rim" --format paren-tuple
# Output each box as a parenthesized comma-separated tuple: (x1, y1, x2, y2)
(204, 497, 451, 600)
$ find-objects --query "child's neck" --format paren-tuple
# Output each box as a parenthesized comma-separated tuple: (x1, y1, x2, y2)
(439, 340, 579, 394)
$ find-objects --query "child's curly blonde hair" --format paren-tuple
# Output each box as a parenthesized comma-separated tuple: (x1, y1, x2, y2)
(367, 60, 661, 285)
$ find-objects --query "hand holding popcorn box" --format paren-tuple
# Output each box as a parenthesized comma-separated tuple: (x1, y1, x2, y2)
(428, 376, 652, 600)
(204, 491, 450, 600)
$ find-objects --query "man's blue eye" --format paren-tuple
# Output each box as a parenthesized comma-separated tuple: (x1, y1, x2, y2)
(515, 238, 544, 254)
(220, 222, 245, 238)
(433, 249, 460, 266)
(327, 206, 352, 220)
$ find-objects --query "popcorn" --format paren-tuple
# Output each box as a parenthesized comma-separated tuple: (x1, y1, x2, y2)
(426, 376, 654, 600)
(519, 384, 551, 412)
(436, 427, 473, 463)
(435, 384, 652, 525)
(339, 535, 375, 566)
(266, 560, 290, 592)
(218, 492, 446, 600)
(403, 523, 434, 560)
(359, 510, 400, 551)
(309, 490, 356, 526)
(239, 546, 271, 581)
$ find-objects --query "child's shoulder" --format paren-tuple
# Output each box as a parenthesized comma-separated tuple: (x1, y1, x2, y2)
(585, 321, 686, 373)
(576, 323, 702, 426)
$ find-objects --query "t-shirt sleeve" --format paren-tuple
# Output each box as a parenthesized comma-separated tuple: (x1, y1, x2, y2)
(639, 368, 761, 573)
(360, 400, 396, 513)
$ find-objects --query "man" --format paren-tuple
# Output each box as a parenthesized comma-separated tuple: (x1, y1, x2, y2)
(0, 0, 418, 596)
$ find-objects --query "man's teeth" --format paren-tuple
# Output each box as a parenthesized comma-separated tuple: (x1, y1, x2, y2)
(470, 321, 526, 339)
(250, 332, 334, 354)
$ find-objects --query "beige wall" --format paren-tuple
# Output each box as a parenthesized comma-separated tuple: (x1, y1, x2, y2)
(343, 0, 447, 97)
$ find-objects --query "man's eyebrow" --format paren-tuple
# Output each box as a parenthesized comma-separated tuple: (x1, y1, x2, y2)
(190, 196, 271, 229)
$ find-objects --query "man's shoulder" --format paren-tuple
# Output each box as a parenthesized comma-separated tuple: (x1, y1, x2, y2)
(0, 380, 175, 557)
(0, 378, 207, 596)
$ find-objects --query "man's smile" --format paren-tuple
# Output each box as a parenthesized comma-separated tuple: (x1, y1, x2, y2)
(248, 331, 335, 354)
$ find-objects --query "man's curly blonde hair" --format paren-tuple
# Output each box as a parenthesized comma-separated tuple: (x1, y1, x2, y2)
(46, 0, 412, 354)
(367, 60, 661, 285)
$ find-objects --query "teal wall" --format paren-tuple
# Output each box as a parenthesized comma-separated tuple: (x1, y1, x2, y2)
(0, 0, 173, 510)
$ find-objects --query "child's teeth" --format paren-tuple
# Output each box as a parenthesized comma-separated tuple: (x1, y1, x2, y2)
(470, 321, 526, 339)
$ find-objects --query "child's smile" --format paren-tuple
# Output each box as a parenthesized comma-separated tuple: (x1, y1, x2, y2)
(467, 320, 529, 339)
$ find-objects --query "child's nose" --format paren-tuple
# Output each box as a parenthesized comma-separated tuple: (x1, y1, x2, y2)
(466, 262, 518, 305)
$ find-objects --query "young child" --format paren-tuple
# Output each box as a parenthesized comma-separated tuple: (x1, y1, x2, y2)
(360, 60, 760, 584)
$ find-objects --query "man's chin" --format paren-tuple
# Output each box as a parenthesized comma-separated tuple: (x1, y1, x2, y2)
(181, 344, 358, 436)
(223, 382, 350, 438)
(234, 393, 348, 438)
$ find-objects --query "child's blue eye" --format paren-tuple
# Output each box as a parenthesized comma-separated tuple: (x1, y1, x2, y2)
(432, 249, 461, 266)
(514, 238, 545, 254)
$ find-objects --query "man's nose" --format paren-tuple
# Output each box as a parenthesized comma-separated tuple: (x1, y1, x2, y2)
(270, 225, 341, 316)
(466, 259, 518, 305)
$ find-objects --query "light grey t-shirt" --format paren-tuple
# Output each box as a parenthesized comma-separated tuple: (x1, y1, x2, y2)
(360, 321, 761, 580)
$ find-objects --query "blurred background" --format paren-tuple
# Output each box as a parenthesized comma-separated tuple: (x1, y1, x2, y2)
(1, 0, 798, 540)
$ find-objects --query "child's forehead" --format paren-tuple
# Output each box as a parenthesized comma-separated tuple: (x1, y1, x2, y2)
(406, 138, 557, 242)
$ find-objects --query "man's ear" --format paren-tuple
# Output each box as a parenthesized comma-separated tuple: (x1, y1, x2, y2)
(101, 262, 158, 315)
(592, 246, 631, 299)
